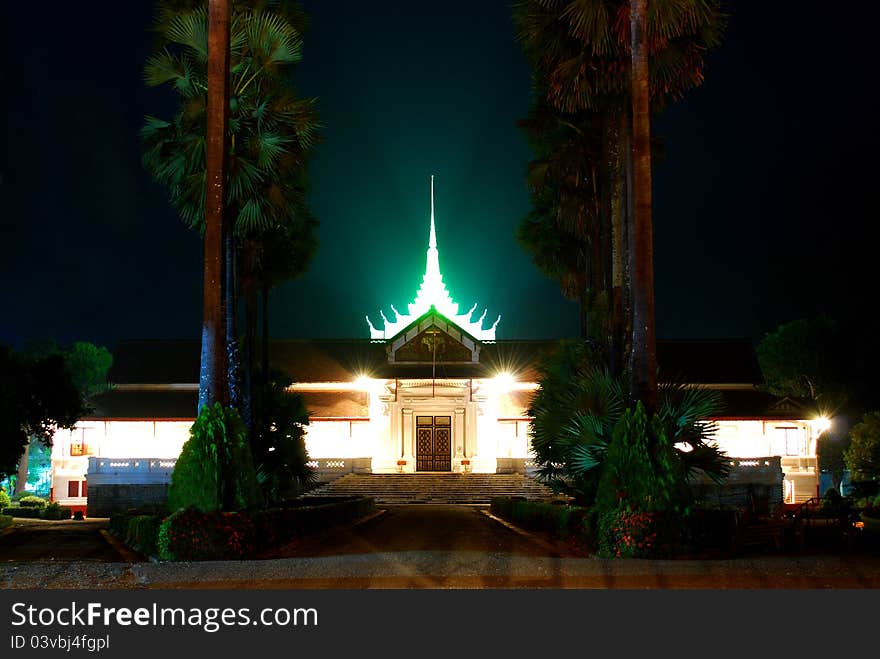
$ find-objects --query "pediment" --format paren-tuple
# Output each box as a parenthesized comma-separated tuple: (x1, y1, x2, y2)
(768, 396, 808, 415)
(387, 309, 480, 364)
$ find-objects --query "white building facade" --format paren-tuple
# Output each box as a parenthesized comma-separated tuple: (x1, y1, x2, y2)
(49, 183, 823, 512)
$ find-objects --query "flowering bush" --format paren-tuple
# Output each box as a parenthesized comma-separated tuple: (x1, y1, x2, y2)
(596, 509, 688, 558)
(596, 509, 658, 558)
(157, 507, 257, 561)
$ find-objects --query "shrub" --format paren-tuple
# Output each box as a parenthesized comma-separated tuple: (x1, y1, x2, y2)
(167, 403, 261, 513)
(157, 496, 375, 561)
(2, 507, 41, 518)
(0, 514, 12, 529)
(0, 488, 10, 510)
(19, 495, 48, 509)
(126, 515, 162, 557)
(593, 404, 691, 558)
(42, 502, 71, 520)
(109, 511, 135, 537)
(490, 497, 592, 545)
(158, 508, 257, 561)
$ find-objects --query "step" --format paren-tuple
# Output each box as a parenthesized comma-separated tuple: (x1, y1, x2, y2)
(305, 473, 559, 504)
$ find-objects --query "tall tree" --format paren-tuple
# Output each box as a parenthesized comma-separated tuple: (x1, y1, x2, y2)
(627, 0, 656, 409)
(142, 0, 320, 414)
(513, 0, 725, 387)
(200, 0, 232, 410)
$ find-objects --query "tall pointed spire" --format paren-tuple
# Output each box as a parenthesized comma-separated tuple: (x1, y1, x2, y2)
(429, 174, 437, 249)
(425, 174, 441, 288)
(365, 175, 501, 341)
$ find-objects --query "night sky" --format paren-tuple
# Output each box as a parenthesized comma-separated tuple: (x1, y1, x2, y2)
(2, 2, 878, 366)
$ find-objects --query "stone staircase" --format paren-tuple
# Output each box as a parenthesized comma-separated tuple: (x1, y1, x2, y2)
(302, 473, 560, 505)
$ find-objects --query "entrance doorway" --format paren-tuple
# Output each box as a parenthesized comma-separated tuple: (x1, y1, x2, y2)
(416, 415, 451, 471)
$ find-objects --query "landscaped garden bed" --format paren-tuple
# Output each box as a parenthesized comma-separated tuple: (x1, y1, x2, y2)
(1, 495, 73, 520)
(110, 495, 376, 561)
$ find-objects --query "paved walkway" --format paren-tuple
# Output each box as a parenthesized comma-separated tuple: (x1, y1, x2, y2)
(2, 506, 880, 589)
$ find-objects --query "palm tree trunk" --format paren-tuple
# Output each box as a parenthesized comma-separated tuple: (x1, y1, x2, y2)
(242, 240, 259, 432)
(609, 112, 626, 378)
(628, 0, 657, 411)
(226, 226, 241, 411)
(199, 0, 231, 412)
(259, 282, 271, 438)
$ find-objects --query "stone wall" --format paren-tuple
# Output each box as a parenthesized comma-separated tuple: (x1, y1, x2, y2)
(86, 483, 169, 517)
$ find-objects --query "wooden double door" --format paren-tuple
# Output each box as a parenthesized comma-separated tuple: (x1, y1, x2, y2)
(416, 415, 452, 472)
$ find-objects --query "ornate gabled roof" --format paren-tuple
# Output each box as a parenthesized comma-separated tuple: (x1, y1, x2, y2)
(385, 308, 481, 364)
(365, 176, 501, 341)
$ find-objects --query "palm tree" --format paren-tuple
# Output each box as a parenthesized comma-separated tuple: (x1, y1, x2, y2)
(141, 0, 320, 415)
(202, 0, 231, 410)
(513, 0, 726, 389)
(527, 340, 729, 505)
(628, 0, 656, 409)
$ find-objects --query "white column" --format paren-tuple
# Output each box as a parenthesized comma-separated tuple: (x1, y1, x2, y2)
(454, 407, 466, 457)
(401, 409, 414, 472)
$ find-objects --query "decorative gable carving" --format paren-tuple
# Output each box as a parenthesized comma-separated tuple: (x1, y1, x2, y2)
(768, 396, 806, 415)
(387, 310, 480, 363)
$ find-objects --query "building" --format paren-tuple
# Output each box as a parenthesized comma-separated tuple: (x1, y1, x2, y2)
(49, 181, 824, 514)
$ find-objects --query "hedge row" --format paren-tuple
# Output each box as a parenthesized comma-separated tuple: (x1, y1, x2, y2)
(110, 496, 376, 561)
(0, 515, 12, 529)
(490, 497, 592, 545)
(1, 503, 71, 520)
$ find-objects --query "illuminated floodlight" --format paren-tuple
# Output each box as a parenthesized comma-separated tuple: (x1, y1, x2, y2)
(493, 372, 516, 393)
(366, 176, 500, 341)
(812, 416, 832, 433)
(355, 375, 374, 391)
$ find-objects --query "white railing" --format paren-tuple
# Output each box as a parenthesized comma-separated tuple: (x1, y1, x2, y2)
(87, 457, 177, 485)
(307, 457, 372, 482)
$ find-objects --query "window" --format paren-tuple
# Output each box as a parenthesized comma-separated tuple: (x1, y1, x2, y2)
(775, 426, 806, 456)
(67, 481, 80, 498)
(70, 442, 89, 456)
(81, 480, 87, 497)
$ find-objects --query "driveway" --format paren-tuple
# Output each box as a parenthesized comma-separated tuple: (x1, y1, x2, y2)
(2, 505, 880, 589)
(0, 517, 123, 562)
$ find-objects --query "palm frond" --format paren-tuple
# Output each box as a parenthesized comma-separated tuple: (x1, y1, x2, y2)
(165, 7, 208, 62)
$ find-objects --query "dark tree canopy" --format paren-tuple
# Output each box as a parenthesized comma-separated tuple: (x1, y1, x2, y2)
(756, 315, 844, 407)
(845, 411, 880, 483)
(0, 345, 85, 478)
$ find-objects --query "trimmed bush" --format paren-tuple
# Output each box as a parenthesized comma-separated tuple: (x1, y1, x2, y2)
(109, 511, 135, 538)
(167, 403, 261, 513)
(42, 502, 72, 520)
(158, 508, 257, 561)
(19, 495, 48, 509)
(0, 514, 12, 529)
(593, 404, 691, 558)
(126, 515, 162, 557)
(491, 497, 593, 547)
(0, 488, 10, 509)
(156, 496, 375, 561)
(2, 506, 41, 518)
